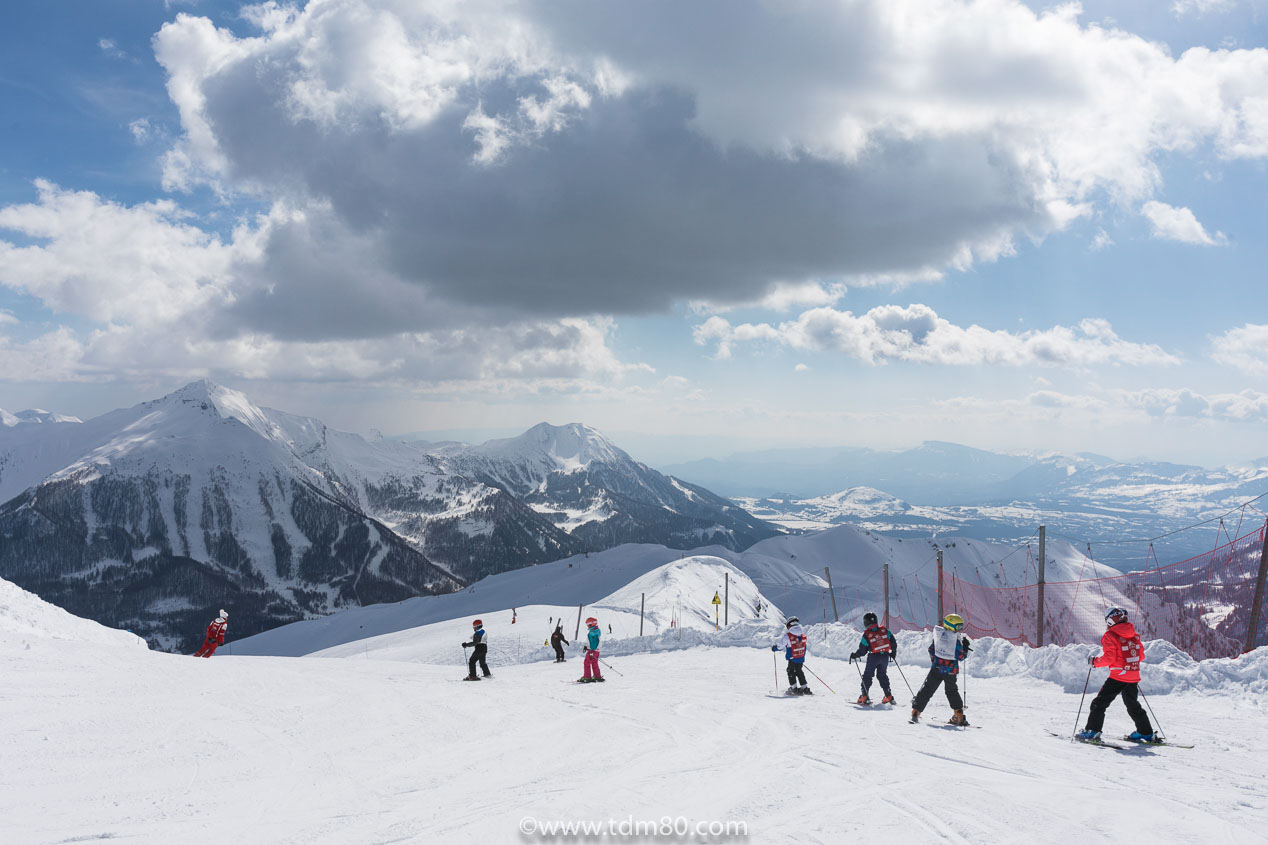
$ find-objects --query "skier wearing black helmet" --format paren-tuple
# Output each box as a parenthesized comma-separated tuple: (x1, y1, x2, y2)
(771, 617, 812, 695)
(849, 611, 897, 705)
(1076, 607, 1156, 743)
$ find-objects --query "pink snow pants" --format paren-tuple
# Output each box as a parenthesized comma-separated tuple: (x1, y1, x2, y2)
(584, 649, 601, 679)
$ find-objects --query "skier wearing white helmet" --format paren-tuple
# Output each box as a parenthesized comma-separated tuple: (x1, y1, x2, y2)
(193, 610, 228, 658)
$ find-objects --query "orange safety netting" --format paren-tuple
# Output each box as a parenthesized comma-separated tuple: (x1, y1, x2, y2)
(885, 525, 1268, 661)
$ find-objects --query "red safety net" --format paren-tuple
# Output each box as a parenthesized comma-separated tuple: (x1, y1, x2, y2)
(886, 525, 1268, 661)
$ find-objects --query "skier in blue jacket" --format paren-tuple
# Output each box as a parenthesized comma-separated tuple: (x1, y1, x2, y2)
(580, 616, 605, 682)
(850, 612, 897, 705)
(910, 613, 971, 725)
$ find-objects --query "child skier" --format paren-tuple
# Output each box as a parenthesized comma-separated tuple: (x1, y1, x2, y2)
(193, 610, 228, 657)
(580, 616, 605, 682)
(910, 613, 971, 725)
(1076, 606, 1156, 743)
(850, 611, 897, 704)
(463, 619, 491, 680)
(550, 623, 570, 662)
(770, 616, 812, 695)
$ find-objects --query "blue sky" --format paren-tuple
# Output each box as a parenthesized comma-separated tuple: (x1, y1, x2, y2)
(3, 0, 1268, 467)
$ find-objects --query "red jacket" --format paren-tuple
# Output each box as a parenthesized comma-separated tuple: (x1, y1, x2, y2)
(205, 618, 227, 645)
(1093, 622, 1144, 683)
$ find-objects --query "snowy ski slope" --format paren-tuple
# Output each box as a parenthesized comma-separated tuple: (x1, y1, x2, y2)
(3, 574, 1268, 843)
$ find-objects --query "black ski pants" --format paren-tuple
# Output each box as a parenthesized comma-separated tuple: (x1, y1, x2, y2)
(860, 652, 892, 696)
(786, 661, 807, 687)
(552, 641, 566, 661)
(913, 668, 962, 712)
(1085, 678, 1153, 734)
(468, 644, 490, 677)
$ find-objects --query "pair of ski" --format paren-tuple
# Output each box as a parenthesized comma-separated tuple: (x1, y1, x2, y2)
(909, 716, 978, 729)
(1048, 731, 1193, 749)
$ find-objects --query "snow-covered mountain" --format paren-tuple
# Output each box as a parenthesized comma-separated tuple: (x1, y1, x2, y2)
(0, 381, 471, 650)
(432, 422, 779, 552)
(0, 407, 83, 426)
(715, 447, 1268, 569)
(0, 382, 776, 651)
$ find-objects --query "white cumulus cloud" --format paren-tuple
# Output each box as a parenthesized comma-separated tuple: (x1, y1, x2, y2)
(1211, 323, 1268, 374)
(694, 305, 1179, 367)
(1140, 201, 1226, 245)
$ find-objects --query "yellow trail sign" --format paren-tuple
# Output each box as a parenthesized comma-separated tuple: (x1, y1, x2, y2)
(711, 592, 722, 605)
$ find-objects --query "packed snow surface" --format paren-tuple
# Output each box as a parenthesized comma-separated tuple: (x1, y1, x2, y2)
(4, 573, 1268, 843)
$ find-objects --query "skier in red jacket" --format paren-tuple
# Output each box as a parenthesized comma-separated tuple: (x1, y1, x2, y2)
(193, 610, 228, 657)
(1076, 607, 1156, 743)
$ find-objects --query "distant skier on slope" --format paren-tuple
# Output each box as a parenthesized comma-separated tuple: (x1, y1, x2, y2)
(771, 616, 812, 695)
(579, 616, 605, 682)
(910, 613, 970, 725)
(550, 623, 570, 662)
(1076, 607, 1157, 743)
(850, 611, 897, 705)
(193, 610, 228, 657)
(463, 619, 492, 680)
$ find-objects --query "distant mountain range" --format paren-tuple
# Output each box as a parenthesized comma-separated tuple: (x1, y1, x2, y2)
(0, 382, 778, 651)
(663, 443, 1268, 569)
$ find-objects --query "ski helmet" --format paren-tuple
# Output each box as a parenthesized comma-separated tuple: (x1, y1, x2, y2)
(863, 612, 878, 627)
(942, 613, 965, 632)
(586, 616, 598, 627)
(472, 619, 482, 628)
(218, 609, 227, 619)
(785, 616, 800, 628)
(1105, 607, 1128, 626)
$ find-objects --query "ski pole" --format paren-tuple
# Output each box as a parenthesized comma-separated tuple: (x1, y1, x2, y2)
(1072, 663, 1094, 741)
(1138, 688, 1165, 740)
(803, 664, 835, 694)
(892, 657, 915, 697)
(773, 651, 780, 693)
(598, 657, 624, 676)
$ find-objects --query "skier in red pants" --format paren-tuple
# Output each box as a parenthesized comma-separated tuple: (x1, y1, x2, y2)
(193, 610, 228, 657)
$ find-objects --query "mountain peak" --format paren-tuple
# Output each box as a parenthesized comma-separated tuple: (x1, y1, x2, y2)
(1, 408, 83, 426)
(152, 380, 281, 442)
(481, 422, 628, 469)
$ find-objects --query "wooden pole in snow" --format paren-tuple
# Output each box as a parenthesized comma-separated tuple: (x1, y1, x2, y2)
(724, 572, 729, 626)
(937, 550, 944, 624)
(1244, 519, 1268, 653)
(640, 593, 645, 637)
(1037, 525, 1047, 647)
(883, 564, 890, 629)
(824, 567, 839, 622)
(575, 604, 583, 640)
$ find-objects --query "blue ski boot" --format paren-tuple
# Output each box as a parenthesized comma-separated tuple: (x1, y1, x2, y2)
(1075, 729, 1102, 742)
(1126, 731, 1158, 744)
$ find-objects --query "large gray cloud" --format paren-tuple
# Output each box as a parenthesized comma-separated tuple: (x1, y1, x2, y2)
(162, 0, 1252, 339)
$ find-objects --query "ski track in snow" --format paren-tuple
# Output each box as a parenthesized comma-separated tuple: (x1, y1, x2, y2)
(3, 634, 1267, 845)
